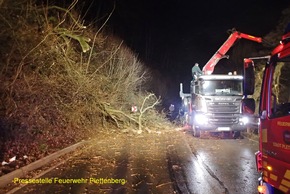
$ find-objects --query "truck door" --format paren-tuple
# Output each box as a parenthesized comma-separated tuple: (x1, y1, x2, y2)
(261, 60, 290, 192)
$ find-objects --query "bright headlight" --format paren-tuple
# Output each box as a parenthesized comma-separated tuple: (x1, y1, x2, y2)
(195, 114, 208, 125)
(239, 116, 249, 125)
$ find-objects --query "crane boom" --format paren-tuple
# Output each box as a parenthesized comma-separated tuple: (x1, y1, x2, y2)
(202, 30, 262, 75)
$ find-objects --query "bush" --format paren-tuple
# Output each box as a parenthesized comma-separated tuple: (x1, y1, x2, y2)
(0, 0, 172, 162)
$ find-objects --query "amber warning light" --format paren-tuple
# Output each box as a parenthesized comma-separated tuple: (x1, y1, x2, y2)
(258, 185, 266, 193)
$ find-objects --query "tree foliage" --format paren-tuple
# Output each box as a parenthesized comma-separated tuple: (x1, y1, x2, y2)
(0, 0, 172, 166)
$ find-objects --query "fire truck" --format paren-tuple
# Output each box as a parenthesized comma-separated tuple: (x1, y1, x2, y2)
(179, 29, 262, 137)
(246, 24, 290, 194)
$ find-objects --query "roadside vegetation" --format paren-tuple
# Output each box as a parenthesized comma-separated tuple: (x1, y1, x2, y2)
(229, 7, 290, 115)
(252, 7, 290, 111)
(0, 0, 173, 175)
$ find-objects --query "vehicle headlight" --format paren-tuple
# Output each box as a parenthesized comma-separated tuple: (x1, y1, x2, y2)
(195, 114, 208, 125)
(239, 116, 249, 125)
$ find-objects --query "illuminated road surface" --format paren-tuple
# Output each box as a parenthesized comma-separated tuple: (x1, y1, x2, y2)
(168, 132, 259, 194)
(7, 132, 259, 194)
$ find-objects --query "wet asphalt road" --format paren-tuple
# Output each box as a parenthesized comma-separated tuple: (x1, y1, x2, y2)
(169, 132, 259, 194)
(6, 131, 259, 194)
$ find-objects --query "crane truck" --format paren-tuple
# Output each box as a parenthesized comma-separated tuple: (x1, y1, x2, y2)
(245, 24, 290, 194)
(179, 29, 262, 137)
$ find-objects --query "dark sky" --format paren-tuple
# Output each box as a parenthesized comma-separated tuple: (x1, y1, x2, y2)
(98, 0, 288, 66)
(80, 0, 290, 105)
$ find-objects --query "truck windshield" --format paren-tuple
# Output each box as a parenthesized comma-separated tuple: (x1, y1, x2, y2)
(199, 79, 243, 96)
(270, 60, 290, 118)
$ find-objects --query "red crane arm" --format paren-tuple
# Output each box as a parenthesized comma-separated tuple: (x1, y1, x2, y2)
(202, 30, 262, 75)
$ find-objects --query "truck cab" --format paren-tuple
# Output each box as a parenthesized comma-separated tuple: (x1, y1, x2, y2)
(190, 74, 249, 137)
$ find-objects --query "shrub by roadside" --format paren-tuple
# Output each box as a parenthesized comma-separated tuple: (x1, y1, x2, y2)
(0, 0, 173, 175)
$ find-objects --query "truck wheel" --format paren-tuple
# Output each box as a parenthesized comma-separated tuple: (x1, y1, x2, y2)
(193, 127, 200, 137)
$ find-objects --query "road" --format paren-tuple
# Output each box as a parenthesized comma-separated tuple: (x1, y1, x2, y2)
(4, 130, 259, 194)
(169, 132, 259, 194)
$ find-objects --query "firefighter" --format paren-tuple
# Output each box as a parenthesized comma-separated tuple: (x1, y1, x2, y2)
(192, 63, 203, 81)
(168, 104, 175, 121)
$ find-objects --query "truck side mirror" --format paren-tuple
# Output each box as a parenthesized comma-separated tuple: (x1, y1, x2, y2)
(243, 58, 255, 95)
(242, 98, 255, 114)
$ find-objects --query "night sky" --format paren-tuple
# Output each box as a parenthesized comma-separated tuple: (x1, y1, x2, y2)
(80, 0, 290, 106)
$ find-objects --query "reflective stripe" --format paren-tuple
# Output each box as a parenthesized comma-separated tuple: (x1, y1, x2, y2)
(262, 128, 267, 142)
(281, 179, 290, 187)
(278, 185, 288, 193)
(270, 173, 278, 181)
(263, 161, 268, 169)
(285, 170, 290, 180)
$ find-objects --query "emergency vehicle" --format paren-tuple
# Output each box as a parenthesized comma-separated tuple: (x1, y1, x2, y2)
(248, 24, 290, 194)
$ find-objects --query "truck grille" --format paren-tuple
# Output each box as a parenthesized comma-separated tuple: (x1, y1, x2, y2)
(208, 115, 239, 126)
(207, 102, 239, 113)
(207, 102, 240, 126)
